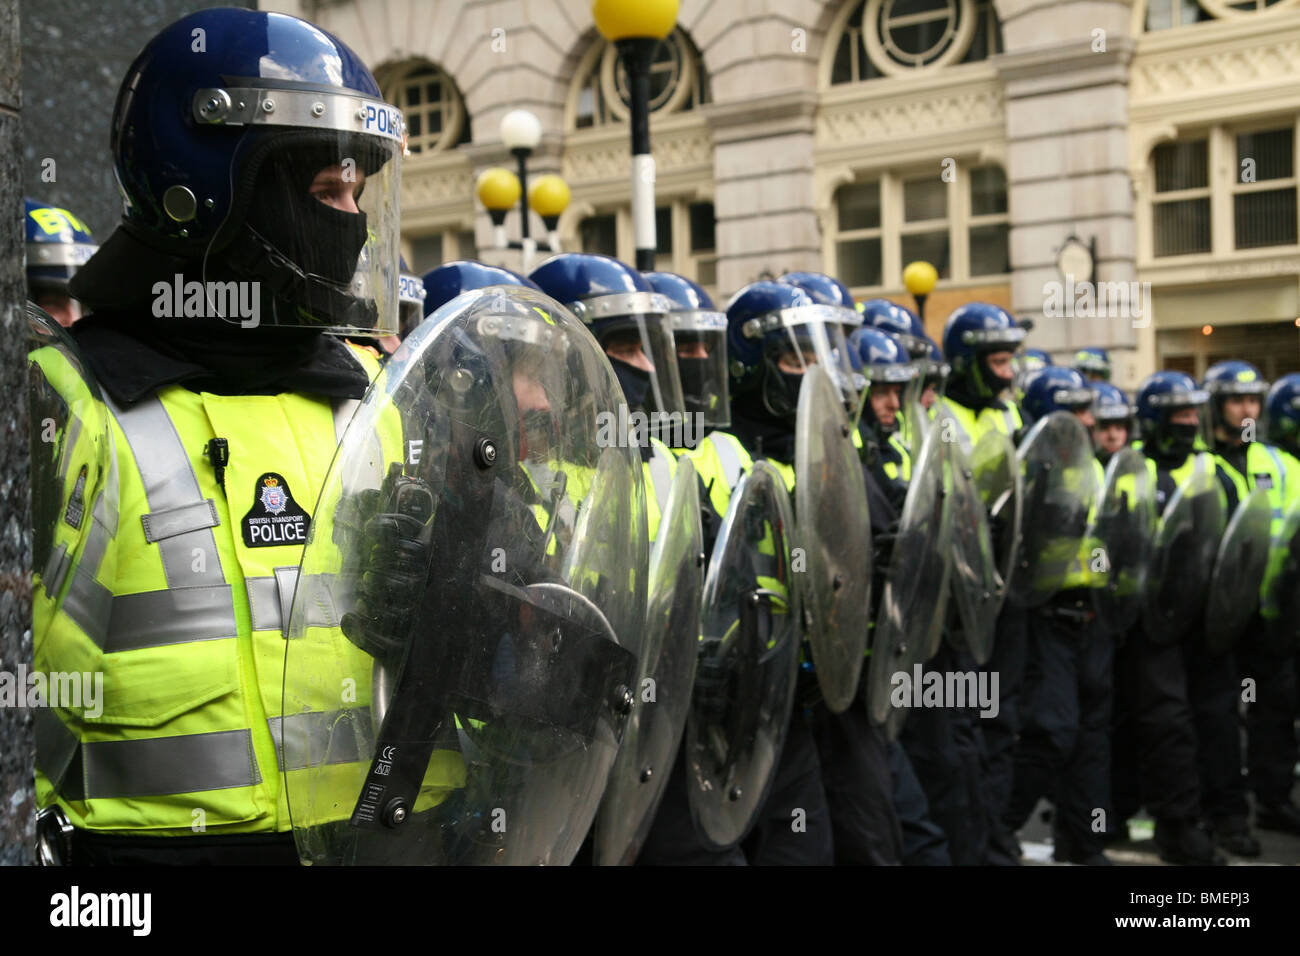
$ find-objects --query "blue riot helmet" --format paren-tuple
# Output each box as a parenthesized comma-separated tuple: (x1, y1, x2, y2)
(645, 271, 730, 430)
(396, 257, 427, 338)
(1020, 366, 1095, 426)
(1202, 360, 1268, 439)
(726, 280, 858, 419)
(421, 260, 539, 316)
(69, 9, 405, 336)
(1136, 370, 1208, 461)
(848, 327, 916, 431)
(941, 302, 1026, 401)
(1265, 373, 1300, 457)
(25, 199, 98, 326)
(530, 253, 685, 417)
(1091, 381, 1133, 427)
(1073, 347, 1111, 382)
(857, 298, 927, 358)
(1020, 348, 1052, 373)
(779, 271, 860, 333)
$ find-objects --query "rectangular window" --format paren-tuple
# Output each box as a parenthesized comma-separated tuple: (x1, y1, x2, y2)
(1233, 127, 1296, 250)
(837, 180, 881, 231)
(579, 214, 618, 258)
(689, 202, 716, 253)
(837, 237, 882, 288)
(969, 223, 1010, 277)
(656, 206, 674, 256)
(409, 234, 444, 275)
(904, 176, 947, 223)
(901, 231, 950, 279)
(1152, 139, 1211, 257)
(456, 230, 478, 262)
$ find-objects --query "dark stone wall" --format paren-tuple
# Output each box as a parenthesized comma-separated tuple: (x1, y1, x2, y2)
(1, 0, 31, 866)
(20, 0, 254, 239)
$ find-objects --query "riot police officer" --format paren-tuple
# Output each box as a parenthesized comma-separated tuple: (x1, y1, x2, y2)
(1074, 348, 1111, 383)
(24, 199, 98, 327)
(935, 302, 1026, 864)
(1121, 371, 1242, 864)
(33, 8, 404, 864)
(1004, 367, 1113, 864)
(1091, 381, 1133, 466)
(1205, 362, 1300, 843)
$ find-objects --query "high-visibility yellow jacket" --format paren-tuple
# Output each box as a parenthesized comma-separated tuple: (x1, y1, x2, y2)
(31, 341, 405, 836)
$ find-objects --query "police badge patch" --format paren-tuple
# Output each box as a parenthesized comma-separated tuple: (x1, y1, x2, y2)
(242, 472, 311, 547)
(1254, 473, 1274, 491)
(64, 464, 87, 530)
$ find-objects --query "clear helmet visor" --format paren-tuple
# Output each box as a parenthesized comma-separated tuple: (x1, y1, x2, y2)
(582, 293, 686, 419)
(750, 305, 858, 410)
(672, 310, 730, 431)
(198, 87, 405, 336)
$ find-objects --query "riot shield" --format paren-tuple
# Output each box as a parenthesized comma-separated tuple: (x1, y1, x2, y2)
(867, 427, 952, 734)
(794, 364, 872, 713)
(593, 459, 704, 865)
(970, 429, 1022, 603)
(1007, 413, 1099, 608)
(1088, 447, 1155, 635)
(686, 461, 801, 849)
(283, 286, 648, 866)
(1205, 486, 1272, 654)
(947, 442, 1000, 665)
(1143, 454, 1226, 645)
(27, 302, 114, 621)
(1261, 500, 1300, 655)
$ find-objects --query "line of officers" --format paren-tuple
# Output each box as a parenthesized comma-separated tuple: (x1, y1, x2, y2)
(31, 184, 1300, 866)
(19, 8, 1300, 865)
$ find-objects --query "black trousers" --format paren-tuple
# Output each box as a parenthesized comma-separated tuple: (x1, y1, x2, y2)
(888, 739, 950, 865)
(982, 603, 1028, 862)
(1005, 600, 1114, 856)
(808, 691, 903, 865)
(1238, 640, 1299, 808)
(635, 744, 747, 865)
(899, 643, 990, 865)
(69, 830, 300, 866)
(1109, 634, 1142, 831)
(742, 711, 834, 865)
(1188, 638, 1248, 823)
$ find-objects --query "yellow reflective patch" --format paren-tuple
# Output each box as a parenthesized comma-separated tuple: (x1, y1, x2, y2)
(1236, 369, 1257, 383)
(30, 206, 89, 236)
(532, 306, 556, 326)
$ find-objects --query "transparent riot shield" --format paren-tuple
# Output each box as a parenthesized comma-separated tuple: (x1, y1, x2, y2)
(283, 286, 648, 865)
(794, 364, 872, 713)
(28, 302, 118, 797)
(947, 442, 1001, 665)
(1205, 487, 1273, 654)
(867, 427, 952, 734)
(593, 459, 704, 865)
(970, 429, 1022, 604)
(1261, 500, 1300, 655)
(1143, 454, 1226, 645)
(1088, 447, 1155, 636)
(1007, 413, 1099, 608)
(686, 461, 801, 849)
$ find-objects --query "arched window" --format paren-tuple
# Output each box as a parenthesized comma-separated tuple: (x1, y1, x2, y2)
(569, 28, 710, 130)
(831, 0, 1002, 84)
(377, 60, 472, 154)
(1142, 0, 1297, 30)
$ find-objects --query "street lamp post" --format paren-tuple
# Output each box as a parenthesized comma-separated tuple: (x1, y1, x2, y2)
(500, 109, 543, 271)
(529, 174, 572, 255)
(592, 0, 679, 271)
(476, 167, 522, 252)
(903, 260, 938, 323)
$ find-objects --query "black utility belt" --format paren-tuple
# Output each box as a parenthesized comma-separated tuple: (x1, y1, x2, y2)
(1037, 588, 1098, 624)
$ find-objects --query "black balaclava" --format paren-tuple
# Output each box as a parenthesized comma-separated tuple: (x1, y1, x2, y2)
(1148, 412, 1199, 466)
(946, 350, 1013, 411)
(610, 357, 652, 413)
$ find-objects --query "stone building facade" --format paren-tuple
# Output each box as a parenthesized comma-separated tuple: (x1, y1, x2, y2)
(264, 0, 1300, 387)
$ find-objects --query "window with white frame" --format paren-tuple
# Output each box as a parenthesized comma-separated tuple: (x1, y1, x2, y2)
(378, 61, 471, 155)
(831, 0, 1002, 84)
(577, 199, 718, 291)
(404, 229, 478, 276)
(832, 163, 1009, 291)
(571, 29, 710, 130)
(1143, 0, 1297, 31)
(1149, 123, 1297, 258)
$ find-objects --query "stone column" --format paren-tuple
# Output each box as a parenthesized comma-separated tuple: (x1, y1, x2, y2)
(995, 0, 1141, 386)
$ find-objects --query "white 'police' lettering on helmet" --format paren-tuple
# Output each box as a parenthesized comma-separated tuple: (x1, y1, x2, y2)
(364, 103, 402, 138)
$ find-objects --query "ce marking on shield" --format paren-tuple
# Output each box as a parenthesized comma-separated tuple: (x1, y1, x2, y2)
(376, 745, 396, 777)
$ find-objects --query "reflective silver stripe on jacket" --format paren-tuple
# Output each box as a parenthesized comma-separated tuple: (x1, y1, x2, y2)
(59, 442, 120, 647)
(80, 729, 260, 799)
(247, 570, 340, 635)
(647, 442, 674, 507)
(710, 433, 749, 492)
(269, 708, 375, 771)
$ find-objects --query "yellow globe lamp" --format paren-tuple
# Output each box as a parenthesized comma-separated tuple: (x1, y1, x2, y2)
(529, 175, 571, 232)
(592, 0, 679, 41)
(476, 167, 521, 226)
(902, 260, 939, 320)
